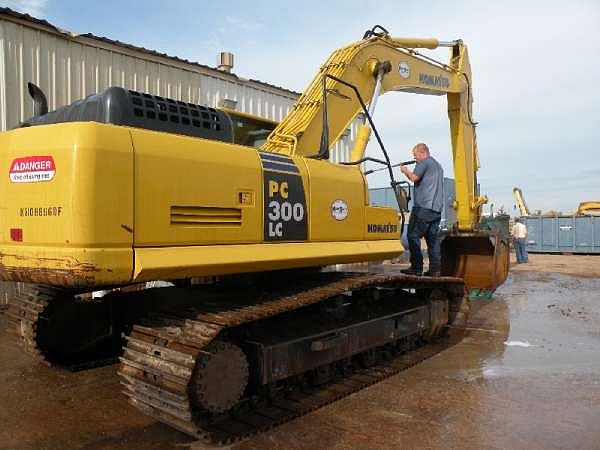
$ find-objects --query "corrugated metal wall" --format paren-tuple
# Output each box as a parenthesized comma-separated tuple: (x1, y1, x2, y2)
(0, 15, 355, 161)
(0, 18, 297, 129)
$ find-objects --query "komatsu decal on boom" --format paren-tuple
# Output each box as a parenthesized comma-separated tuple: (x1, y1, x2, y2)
(1, 26, 508, 443)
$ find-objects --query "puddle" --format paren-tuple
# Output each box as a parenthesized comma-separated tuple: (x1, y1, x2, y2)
(504, 341, 535, 348)
(480, 272, 600, 377)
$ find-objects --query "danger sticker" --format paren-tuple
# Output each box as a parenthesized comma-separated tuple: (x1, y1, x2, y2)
(9, 156, 56, 183)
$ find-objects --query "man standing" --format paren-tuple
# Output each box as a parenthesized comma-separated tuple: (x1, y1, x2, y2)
(399, 143, 444, 276)
(512, 218, 529, 263)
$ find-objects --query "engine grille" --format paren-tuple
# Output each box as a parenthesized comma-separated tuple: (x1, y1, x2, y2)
(170, 206, 242, 227)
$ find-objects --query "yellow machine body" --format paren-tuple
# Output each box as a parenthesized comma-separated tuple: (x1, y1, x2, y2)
(0, 32, 508, 293)
(0, 122, 400, 288)
(577, 201, 600, 216)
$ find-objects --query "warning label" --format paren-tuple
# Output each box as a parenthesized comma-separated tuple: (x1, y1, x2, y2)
(9, 156, 56, 183)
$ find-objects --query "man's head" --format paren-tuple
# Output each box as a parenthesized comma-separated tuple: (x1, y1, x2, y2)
(412, 143, 430, 162)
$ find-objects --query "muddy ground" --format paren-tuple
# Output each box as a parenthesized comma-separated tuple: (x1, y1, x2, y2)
(1, 253, 599, 450)
(508, 253, 600, 278)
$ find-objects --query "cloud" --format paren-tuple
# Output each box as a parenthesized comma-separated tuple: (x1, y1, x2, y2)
(0, 0, 48, 17)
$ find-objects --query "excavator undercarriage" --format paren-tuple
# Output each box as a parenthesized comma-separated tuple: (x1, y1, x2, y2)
(118, 271, 467, 443)
(6, 270, 467, 443)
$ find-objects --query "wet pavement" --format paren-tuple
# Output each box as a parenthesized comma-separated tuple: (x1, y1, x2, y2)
(1, 262, 600, 449)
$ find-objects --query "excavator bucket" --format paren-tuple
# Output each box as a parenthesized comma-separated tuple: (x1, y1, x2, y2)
(440, 231, 509, 292)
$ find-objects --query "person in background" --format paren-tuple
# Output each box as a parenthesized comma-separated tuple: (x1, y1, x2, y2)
(512, 218, 529, 263)
(399, 143, 444, 276)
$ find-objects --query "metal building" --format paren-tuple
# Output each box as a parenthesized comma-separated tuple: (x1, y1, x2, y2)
(0, 7, 355, 159)
(0, 7, 301, 130)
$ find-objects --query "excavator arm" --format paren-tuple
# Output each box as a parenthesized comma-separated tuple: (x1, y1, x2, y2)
(262, 30, 484, 231)
(263, 27, 508, 291)
(513, 187, 531, 216)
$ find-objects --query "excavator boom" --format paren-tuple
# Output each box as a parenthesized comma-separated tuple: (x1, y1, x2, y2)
(263, 28, 508, 291)
(263, 33, 483, 232)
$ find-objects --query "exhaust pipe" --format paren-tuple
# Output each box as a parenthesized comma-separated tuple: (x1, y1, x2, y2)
(27, 82, 48, 117)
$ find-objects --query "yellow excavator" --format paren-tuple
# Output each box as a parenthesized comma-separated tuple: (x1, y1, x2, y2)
(514, 186, 599, 217)
(513, 187, 531, 217)
(577, 201, 600, 216)
(1, 26, 508, 442)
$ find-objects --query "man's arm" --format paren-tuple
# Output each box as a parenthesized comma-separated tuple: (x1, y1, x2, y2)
(400, 165, 420, 183)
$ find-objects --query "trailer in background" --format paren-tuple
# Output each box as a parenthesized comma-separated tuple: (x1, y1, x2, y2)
(524, 215, 600, 254)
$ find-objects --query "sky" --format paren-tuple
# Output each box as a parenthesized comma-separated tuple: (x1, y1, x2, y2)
(2, 0, 599, 215)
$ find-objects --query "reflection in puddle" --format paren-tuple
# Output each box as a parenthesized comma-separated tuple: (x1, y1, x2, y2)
(332, 265, 600, 379)
(504, 341, 536, 347)
(481, 272, 600, 378)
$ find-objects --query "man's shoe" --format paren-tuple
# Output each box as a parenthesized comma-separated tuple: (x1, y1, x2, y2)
(400, 267, 423, 276)
(424, 270, 441, 277)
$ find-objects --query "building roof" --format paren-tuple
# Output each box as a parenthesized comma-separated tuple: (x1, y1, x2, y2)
(0, 7, 299, 97)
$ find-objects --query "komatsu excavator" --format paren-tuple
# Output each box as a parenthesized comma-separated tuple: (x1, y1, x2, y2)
(1, 26, 508, 442)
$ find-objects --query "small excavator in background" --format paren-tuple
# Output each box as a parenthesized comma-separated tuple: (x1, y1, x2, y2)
(514, 186, 600, 217)
(513, 187, 532, 217)
(1, 26, 508, 442)
(577, 201, 600, 216)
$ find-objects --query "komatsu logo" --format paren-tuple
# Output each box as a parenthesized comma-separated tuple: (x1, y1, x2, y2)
(418, 73, 450, 88)
(367, 223, 398, 233)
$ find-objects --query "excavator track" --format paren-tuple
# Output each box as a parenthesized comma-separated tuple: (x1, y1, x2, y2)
(5, 284, 64, 365)
(119, 272, 467, 444)
(5, 284, 132, 370)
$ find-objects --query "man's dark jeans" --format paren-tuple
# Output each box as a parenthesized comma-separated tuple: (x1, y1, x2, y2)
(407, 206, 442, 272)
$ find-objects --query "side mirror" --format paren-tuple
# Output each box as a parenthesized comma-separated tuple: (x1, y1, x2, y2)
(392, 182, 410, 212)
